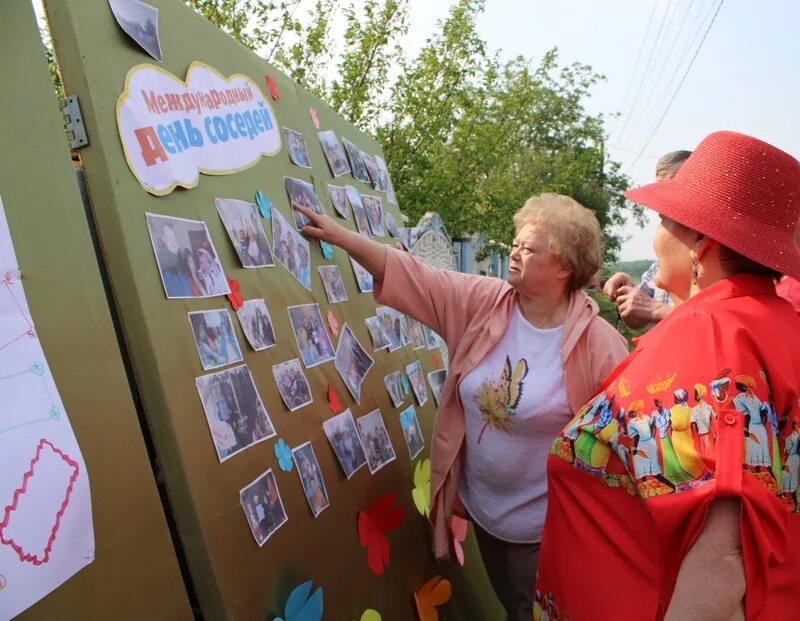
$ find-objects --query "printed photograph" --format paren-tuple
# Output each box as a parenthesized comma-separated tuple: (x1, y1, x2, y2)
(342, 137, 371, 184)
(399, 405, 425, 459)
(272, 207, 312, 290)
(146, 212, 230, 299)
(287, 303, 336, 368)
(360, 151, 384, 191)
(376, 155, 398, 205)
(188, 309, 243, 371)
(427, 369, 447, 406)
(376, 306, 405, 352)
(196, 364, 276, 462)
(345, 185, 371, 235)
(236, 299, 276, 351)
(399, 314, 412, 346)
(384, 212, 398, 238)
(406, 360, 429, 406)
(335, 324, 375, 403)
(282, 127, 312, 168)
(215, 198, 274, 268)
(318, 265, 349, 304)
(284, 176, 325, 229)
(322, 409, 368, 479)
(406, 316, 426, 350)
(327, 184, 349, 219)
(292, 442, 330, 517)
(384, 371, 405, 408)
(356, 409, 396, 474)
(361, 195, 384, 237)
(239, 468, 288, 546)
(364, 316, 391, 351)
(318, 130, 351, 177)
(108, 0, 162, 61)
(272, 359, 313, 412)
(423, 324, 440, 350)
(350, 254, 374, 293)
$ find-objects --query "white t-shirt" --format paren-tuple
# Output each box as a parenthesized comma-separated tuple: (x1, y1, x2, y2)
(458, 305, 571, 543)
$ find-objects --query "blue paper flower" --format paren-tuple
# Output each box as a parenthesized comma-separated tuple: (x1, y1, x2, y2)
(400, 373, 411, 396)
(320, 240, 334, 260)
(273, 580, 323, 621)
(255, 190, 271, 220)
(274, 438, 293, 472)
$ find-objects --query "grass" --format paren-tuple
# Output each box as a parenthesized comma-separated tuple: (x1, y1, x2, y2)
(589, 290, 645, 351)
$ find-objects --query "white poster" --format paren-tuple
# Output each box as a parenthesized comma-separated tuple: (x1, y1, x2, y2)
(117, 62, 282, 195)
(0, 197, 94, 619)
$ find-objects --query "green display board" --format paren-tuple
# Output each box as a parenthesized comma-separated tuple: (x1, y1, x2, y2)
(42, 0, 502, 618)
(0, 1, 192, 619)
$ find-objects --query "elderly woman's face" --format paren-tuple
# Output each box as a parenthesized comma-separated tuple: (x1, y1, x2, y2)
(508, 223, 570, 296)
(652, 215, 699, 299)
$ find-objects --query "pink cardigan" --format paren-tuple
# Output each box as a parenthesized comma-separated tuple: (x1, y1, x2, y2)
(374, 249, 629, 559)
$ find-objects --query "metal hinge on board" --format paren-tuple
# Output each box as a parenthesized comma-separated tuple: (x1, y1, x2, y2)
(60, 95, 89, 149)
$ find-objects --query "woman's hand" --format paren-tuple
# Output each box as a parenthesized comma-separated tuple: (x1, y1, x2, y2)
(294, 204, 350, 247)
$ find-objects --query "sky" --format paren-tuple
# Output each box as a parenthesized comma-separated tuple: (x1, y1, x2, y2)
(395, 0, 800, 260)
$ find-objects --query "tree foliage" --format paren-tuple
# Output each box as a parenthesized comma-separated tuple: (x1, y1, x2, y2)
(185, 0, 639, 259)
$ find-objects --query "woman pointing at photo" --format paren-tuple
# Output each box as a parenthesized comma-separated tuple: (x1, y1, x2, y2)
(295, 194, 628, 620)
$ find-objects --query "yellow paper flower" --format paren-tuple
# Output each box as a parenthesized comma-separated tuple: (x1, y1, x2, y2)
(412, 458, 431, 517)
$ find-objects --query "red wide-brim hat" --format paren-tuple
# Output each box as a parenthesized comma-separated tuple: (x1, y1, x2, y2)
(624, 130, 800, 281)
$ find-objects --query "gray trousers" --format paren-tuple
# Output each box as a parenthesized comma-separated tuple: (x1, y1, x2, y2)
(472, 520, 540, 621)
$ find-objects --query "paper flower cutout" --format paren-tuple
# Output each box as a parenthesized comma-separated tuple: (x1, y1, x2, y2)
(273, 580, 323, 621)
(320, 240, 334, 260)
(226, 277, 244, 311)
(354, 611, 381, 621)
(266, 75, 280, 100)
(432, 353, 441, 370)
(328, 385, 343, 414)
(255, 190, 271, 220)
(414, 576, 451, 621)
(412, 459, 431, 517)
(274, 438, 293, 472)
(450, 516, 468, 566)
(357, 493, 405, 575)
(400, 373, 411, 396)
(327, 310, 339, 336)
(310, 106, 320, 129)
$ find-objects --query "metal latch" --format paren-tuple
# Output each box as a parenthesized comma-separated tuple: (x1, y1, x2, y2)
(60, 95, 88, 149)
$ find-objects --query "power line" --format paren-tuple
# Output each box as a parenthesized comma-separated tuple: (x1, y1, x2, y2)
(624, 0, 727, 175)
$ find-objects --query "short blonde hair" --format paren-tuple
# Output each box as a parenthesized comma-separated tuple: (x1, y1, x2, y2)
(513, 193, 604, 291)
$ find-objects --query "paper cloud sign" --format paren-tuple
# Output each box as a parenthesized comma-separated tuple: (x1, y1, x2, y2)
(117, 62, 282, 195)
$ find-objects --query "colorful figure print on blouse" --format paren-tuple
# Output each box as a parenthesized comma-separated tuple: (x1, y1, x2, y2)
(551, 366, 797, 508)
(473, 355, 528, 443)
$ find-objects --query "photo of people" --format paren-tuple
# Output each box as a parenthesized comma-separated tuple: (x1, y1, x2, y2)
(239, 468, 288, 546)
(187, 309, 243, 371)
(384, 371, 405, 408)
(422, 324, 440, 350)
(215, 198, 274, 268)
(406, 316, 426, 350)
(292, 442, 330, 517)
(399, 405, 425, 459)
(406, 360, 429, 406)
(376, 306, 407, 352)
(318, 130, 351, 177)
(376, 155, 398, 205)
(342, 137, 371, 184)
(384, 212, 398, 238)
(361, 195, 384, 237)
(146, 212, 230, 299)
(361, 151, 385, 192)
(335, 324, 375, 403)
(287, 303, 335, 368)
(282, 127, 312, 168)
(108, 0, 162, 61)
(236, 299, 276, 351)
(284, 176, 325, 229)
(318, 265, 349, 304)
(322, 409, 368, 479)
(195, 364, 276, 462)
(399, 314, 412, 346)
(365, 316, 391, 351)
(356, 409, 396, 474)
(327, 184, 349, 219)
(350, 254, 374, 293)
(271, 207, 312, 290)
(345, 186, 371, 235)
(427, 369, 447, 406)
(272, 359, 313, 412)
